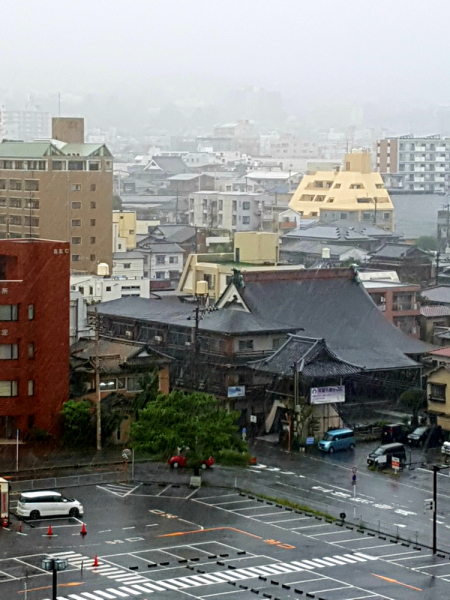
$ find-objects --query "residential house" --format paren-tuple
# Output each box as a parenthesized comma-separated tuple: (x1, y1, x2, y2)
(138, 224, 200, 260)
(70, 337, 172, 443)
(421, 286, 450, 306)
(289, 151, 394, 231)
(419, 305, 450, 343)
(136, 242, 184, 281)
(166, 173, 215, 194)
(280, 241, 368, 267)
(369, 244, 433, 284)
(112, 251, 145, 278)
(427, 366, 450, 430)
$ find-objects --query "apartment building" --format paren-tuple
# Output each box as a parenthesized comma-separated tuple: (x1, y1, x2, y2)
(377, 135, 450, 193)
(3, 105, 51, 142)
(188, 191, 275, 232)
(0, 118, 113, 274)
(112, 210, 137, 251)
(0, 239, 70, 436)
(289, 152, 394, 231)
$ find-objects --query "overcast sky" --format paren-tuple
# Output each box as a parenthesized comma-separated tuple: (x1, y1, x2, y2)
(1, 0, 450, 111)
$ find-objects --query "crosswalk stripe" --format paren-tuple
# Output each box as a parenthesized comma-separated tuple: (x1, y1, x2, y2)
(107, 591, 128, 598)
(310, 558, 340, 567)
(80, 593, 109, 600)
(130, 584, 154, 593)
(68, 594, 91, 600)
(344, 554, 366, 562)
(353, 552, 379, 561)
(262, 564, 294, 573)
(323, 556, 348, 565)
(119, 588, 141, 596)
(90, 592, 117, 599)
(333, 555, 357, 564)
(156, 581, 180, 590)
(291, 561, 315, 570)
(299, 560, 325, 569)
(141, 582, 171, 591)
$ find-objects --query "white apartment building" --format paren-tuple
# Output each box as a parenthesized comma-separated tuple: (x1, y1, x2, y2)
(136, 243, 184, 280)
(71, 274, 150, 304)
(188, 191, 275, 232)
(112, 251, 145, 278)
(377, 135, 450, 193)
(3, 105, 51, 141)
(260, 133, 319, 159)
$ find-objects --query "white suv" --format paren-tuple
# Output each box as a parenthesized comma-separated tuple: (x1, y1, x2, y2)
(16, 491, 84, 520)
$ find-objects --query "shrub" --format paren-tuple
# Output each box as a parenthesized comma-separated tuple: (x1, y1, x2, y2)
(216, 450, 253, 466)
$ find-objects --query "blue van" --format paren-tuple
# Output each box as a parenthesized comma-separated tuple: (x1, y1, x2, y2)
(318, 429, 355, 454)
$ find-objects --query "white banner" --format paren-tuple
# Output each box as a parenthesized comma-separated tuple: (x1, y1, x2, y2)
(310, 385, 345, 405)
(228, 386, 245, 398)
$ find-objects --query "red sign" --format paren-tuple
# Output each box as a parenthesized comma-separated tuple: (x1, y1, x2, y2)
(392, 456, 400, 469)
(1, 492, 7, 517)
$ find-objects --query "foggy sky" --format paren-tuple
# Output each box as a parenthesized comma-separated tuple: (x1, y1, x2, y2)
(1, 0, 450, 117)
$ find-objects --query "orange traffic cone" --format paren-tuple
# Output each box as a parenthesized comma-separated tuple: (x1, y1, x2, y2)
(80, 523, 87, 536)
(93, 555, 99, 567)
(47, 525, 53, 536)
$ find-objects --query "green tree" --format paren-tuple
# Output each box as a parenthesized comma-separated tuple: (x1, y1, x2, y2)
(398, 388, 426, 427)
(61, 399, 95, 448)
(416, 236, 438, 252)
(130, 390, 243, 464)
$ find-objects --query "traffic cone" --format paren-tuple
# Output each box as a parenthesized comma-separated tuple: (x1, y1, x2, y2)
(93, 555, 99, 567)
(47, 525, 53, 536)
(80, 523, 87, 536)
(2, 517, 8, 527)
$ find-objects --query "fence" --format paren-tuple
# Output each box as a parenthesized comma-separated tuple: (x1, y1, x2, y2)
(10, 470, 128, 493)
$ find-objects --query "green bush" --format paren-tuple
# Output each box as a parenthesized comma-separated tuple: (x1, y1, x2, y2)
(24, 427, 51, 442)
(216, 450, 253, 466)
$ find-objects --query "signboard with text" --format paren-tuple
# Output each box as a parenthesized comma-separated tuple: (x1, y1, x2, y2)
(0, 478, 8, 519)
(310, 385, 345, 405)
(227, 386, 245, 398)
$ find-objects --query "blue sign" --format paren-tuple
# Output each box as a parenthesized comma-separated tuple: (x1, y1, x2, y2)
(306, 437, 315, 445)
(352, 474, 357, 482)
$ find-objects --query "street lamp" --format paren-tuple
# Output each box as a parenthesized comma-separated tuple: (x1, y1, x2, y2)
(423, 463, 450, 554)
(41, 557, 68, 600)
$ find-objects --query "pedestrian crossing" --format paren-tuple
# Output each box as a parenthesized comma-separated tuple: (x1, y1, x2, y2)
(50, 552, 150, 585)
(43, 551, 379, 599)
(96, 483, 141, 498)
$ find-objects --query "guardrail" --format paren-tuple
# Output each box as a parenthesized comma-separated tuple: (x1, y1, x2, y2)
(9, 471, 127, 494)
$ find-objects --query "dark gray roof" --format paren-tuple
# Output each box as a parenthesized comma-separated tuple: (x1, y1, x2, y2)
(113, 251, 145, 260)
(140, 225, 196, 245)
(139, 243, 183, 254)
(280, 240, 367, 257)
(370, 243, 429, 260)
(285, 220, 397, 243)
(250, 335, 361, 378)
(94, 296, 297, 336)
(422, 286, 450, 304)
(236, 274, 429, 370)
(151, 156, 192, 176)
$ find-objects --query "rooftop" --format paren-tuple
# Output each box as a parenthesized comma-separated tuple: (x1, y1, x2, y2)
(428, 347, 450, 358)
(421, 287, 450, 305)
(370, 243, 429, 260)
(420, 305, 450, 318)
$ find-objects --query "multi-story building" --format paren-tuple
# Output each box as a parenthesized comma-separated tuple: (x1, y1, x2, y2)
(188, 191, 275, 232)
(3, 104, 51, 142)
(0, 117, 113, 274)
(71, 273, 150, 303)
(289, 151, 395, 231)
(0, 239, 69, 436)
(377, 135, 450, 193)
(260, 133, 320, 158)
(113, 210, 137, 251)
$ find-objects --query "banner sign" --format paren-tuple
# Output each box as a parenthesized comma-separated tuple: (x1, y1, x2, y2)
(310, 385, 345, 405)
(228, 386, 245, 398)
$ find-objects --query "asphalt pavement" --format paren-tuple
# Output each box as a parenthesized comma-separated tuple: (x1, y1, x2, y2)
(2, 480, 450, 600)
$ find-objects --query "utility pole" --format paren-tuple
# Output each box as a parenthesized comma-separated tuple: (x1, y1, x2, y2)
(90, 307, 102, 452)
(436, 251, 440, 286)
(433, 465, 438, 554)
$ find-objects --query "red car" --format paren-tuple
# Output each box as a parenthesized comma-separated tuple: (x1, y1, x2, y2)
(168, 455, 215, 469)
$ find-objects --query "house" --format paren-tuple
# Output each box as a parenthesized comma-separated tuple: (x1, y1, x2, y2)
(166, 173, 215, 194)
(138, 224, 199, 260)
(250, 335, 361, 436)
(135, 242, 184, 281)
(427, 366, 450, 431)
(280, 240, 368, 267)
(112, 211, 137, 251)
(70, 337, 172, 443)
(419, 306, 450, 343)
(421, 286, 450, 306)
(112, 251, 145, 278)
(369, 244, 433, 284)
(143, 156, 192, 179)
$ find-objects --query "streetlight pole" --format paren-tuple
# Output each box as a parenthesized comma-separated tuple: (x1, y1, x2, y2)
(433, 465, 438, 554)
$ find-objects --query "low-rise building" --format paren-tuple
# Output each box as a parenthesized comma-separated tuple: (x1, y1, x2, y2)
(112, 251, 145, 278)
(368, 244, 433, 284)
(427, 366, 450, 430)
(419, 305, 450, 343)
(289, 151, 394, 231)
(280, 241, 368, 267)
(136, 242, 184, 281)
(71, 273, 150, 303)
(112, 211, 137, 251)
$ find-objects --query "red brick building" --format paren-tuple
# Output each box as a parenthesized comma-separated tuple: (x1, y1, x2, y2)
(0, 239, 70, 437)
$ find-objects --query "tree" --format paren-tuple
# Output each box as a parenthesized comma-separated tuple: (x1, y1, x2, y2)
(61, 400, 95, 448)
(398, 388, 427, 427)
(416, 236, 438, 252)
(130, 390, 243, 464)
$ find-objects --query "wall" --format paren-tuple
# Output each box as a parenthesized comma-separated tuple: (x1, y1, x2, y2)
(427, 368, 450, 430)
(235, 232, 279, 264)
(52, 117, 84, 143)
(113, 211, 137, 250)
(0, 239, 70, 435)
(112, 256, 144, 278)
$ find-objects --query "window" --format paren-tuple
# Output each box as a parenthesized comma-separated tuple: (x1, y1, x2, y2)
(0, 381, 18, 397)
(243, 216, 250, 224)
(90, 237, 96, 244)
(334, 183, 341, 189)
(0, 305, 18, 321)
(242, 201, 250, 210)
(26, 200, 39, 209)
(123, 263, 131, 269)
(72, 255, 81, 262)
(89, 286, 93, 295)
(24, 217, 39, 227)
(28, 380, 34, 396)
(90, 254, 96, 262)
(71, 184, 82, 191)
(68, 161, 84, 171)
(10, 215, 22, 225)
(72, 237, 81, 244)
(28, 304, 34, 320)
(9, 198, 22, 208)
(72, 201, 81, 209)
(156, 255, 165, 264)
(340, 212, 348, 220)
(239, 339, 254, 351)
(52, 161, 65, 171)
(24, 180, 39, 191)
(100, 379, 116, 391)
(90, 201, 96, 209)
(0, 197, 5, 206)
(90, 184, 96, 192)
(90, 219, 96, 226)
(9, 180, 21, 190)
(28, 343, 34, 359)
(106, 286, 111, 292)
(384, 212, 391, 220)
(105, 161, 112, 171)
(430, 383, 446, 402)
(71, 219, 81, 227)
(0, 344, 18, 359)
(127, 377, 142, 392)
(169, 256, 178, 264)
(0, 180, 5, 190)
(376, 183, 384, 189)
(155, 271, 165, 279)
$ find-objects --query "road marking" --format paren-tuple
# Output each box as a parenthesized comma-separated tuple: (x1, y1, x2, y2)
(372, 573, 422, 591)
(158, 526, 262, 539)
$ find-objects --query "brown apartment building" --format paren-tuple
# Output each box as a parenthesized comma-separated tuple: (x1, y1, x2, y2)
(0, 118, 112, 274)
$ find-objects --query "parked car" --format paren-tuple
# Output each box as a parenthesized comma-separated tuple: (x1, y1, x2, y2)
(367, 443, 407, 468)
(407, 426, 443, 448)
(168, 455, 215, 469)
(381, 423, 411, 444)
(16, 491, 84, 520)
(318, 429, 355, 454)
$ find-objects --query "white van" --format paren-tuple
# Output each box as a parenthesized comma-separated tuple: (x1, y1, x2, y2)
(16, 491, 84, 520)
